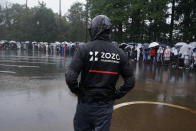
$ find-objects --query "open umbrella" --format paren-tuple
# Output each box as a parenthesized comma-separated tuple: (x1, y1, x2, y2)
(159, 43, 169, 48)
(10, 41, 16, 43)
(55, 42, 61, 45)
(175, 42, 187, 47)
(136, 43, 142, 48)
(142, 43, 149, 48)
(189, 42, 196, 48)
(179, 44, 193, 55)
(149, 42, 159, 48)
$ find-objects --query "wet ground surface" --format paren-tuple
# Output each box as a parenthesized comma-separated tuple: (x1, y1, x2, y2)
(0, 50, 196, 131)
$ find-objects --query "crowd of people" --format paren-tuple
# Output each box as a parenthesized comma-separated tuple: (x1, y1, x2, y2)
(1, 40, 196, 70)
(0, 40, 84, 55)
(120, 42, 196, 70)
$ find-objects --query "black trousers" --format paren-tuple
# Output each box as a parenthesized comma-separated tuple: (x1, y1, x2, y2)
(74, 100, 114, 131)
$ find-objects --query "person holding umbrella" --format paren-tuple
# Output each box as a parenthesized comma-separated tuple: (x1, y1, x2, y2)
(164, 46, 171, 64)
(157, 47, 164, 64)
(150, 47, 156, 63)
(149, 42, 159, 64)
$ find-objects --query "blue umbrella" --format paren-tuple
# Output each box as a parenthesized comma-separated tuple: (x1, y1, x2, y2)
(142, 43, 149, 47)
(159, 43, 169, 48)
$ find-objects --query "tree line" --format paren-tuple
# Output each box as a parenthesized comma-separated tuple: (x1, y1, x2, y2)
(0, 2, 86, 42)
(0, 0, 195, 45)
(87, 0, 195, 44)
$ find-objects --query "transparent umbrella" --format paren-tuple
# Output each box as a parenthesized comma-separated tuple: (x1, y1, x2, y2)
(10, 41, 16, 43)
(175, 42, 187, 47)
(189, 42, 196, 48)
(149, 42, 159, 48)
(137, 43, 142, 48)
(179, 44, 193, 56)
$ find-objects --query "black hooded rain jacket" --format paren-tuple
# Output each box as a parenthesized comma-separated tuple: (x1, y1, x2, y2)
(66, 15, 135, 103)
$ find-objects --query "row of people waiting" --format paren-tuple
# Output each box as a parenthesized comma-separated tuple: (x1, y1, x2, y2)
(125, 45, 196, 69)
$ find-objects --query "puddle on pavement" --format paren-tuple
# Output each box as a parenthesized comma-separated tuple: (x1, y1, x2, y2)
(0, 50, 195, 131)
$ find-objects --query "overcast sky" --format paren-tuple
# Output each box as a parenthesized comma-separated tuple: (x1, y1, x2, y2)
(1, 0, 86, 15)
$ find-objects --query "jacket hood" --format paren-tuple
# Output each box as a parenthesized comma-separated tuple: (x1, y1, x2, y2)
(88, 15, 112, 41)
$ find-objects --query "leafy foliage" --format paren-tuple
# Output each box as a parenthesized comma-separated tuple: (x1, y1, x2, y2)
(66, 2, 86, 42)
(0, 0, 195, 44)
(0, 2, 86, 42)
(88, 0, 195, 44)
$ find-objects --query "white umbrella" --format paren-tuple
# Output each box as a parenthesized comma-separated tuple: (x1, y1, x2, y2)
(149, 42, 159, 48)
(137, 43, 142, 48)
(189, 42, 196, 48)
(175, 42, 187, 47)
(179, 44, 193, 55)
(10, 41, 16, 43)
(55, 42, 60, 45)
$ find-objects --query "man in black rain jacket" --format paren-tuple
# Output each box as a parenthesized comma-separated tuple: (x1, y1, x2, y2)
(66, 15, 135, 131)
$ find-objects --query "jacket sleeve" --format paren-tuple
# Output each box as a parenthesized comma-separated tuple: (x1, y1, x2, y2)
(65, 47, 84, 94)
(115, 50, 135, 99)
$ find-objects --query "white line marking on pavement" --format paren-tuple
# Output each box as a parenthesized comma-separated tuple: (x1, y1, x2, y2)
(113, 101, 196, 114)
(0, 60, 56, 64)
(1, 55, 64, 60)
(0, 71, 16, 74)
(0, 64, 40, 68)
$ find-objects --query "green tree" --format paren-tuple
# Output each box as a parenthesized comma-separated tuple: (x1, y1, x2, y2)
(32, 2, 58, 42)
(88, 0, 169, 43)
(66, 2, 86, 42)
(0, 4, 33, 41)
(9, 4, 33, 41)
(0, 5, 3, 23)
(1, 0, 195, 43)
(175, 0, 196, 42)
(0, 5, 5, 39)
(58, 15, 70, 41)
(143, 0, 169, 43)
(88, 0, 131, 42)
(126, 0, 148, 42)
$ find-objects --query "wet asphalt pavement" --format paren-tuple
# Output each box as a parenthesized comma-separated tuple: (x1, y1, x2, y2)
(0, 50, 195, 131)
